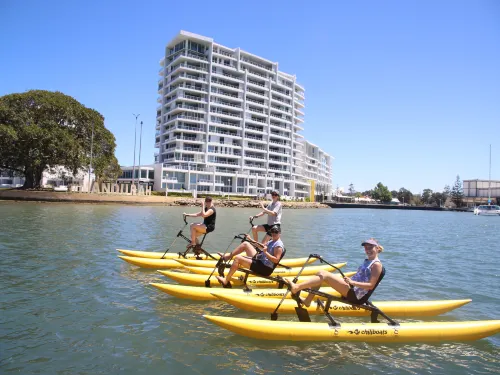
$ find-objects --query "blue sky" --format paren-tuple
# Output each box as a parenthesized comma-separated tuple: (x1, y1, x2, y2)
(1, 0, 499, 193)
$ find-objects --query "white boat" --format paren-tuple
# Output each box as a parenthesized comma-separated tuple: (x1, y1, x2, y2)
(474, 205, 500, 216)
(473, 145, 497, 215)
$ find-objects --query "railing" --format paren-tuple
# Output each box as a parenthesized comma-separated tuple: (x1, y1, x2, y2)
(180, 93, 205, 102)
(210, 118, 240, 127)
(222, 72, 243, 81)
(211, 99, 242, 109)
(245, 125, 264, 132)
(246, 106, 265, 114)
(247, 144, 265, 151)
(247, 79, 266, 88)
(271, 105, 290, 113)
(245, 134, 264, 141)
(208, 129, 241, 137)
(211, 79, 240, 90)
(210, 109, 241, 118)
(241, 57, 273, 71)
(246, 116, 266, 123)
(211, 89, 241, 99)
(177, 124, 205, 132)
(246, 97, 265, 105)
(247, 88, 265, 96)
(176, 104, 204, 111)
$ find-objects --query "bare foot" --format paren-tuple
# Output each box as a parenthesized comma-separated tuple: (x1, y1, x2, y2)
(216, 275, 228, 286)
(284, 278, 299, 294)
(217, 252, 231, 261)
(299, 296, 311, 307)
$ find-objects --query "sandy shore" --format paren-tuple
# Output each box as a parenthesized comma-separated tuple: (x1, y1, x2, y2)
(0, 190, 329, 209)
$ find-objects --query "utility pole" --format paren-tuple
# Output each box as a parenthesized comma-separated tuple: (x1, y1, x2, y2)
(132, 114, 140, 186)
(138, 120, 143, 188)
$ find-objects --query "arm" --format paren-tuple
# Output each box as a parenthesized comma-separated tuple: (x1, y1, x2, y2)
(345, 262, 382, 290)
(250, 211, 265, 220)
(200, 208, 214, 218)
(260, 201, 280, 216)
(262, 246, 283, 265)
(244, 234, 265, 249)
(184, 200, 204, 217)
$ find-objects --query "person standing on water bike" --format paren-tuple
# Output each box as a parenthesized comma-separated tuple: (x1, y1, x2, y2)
(250, 191, 282, 243)
(183, 196, 216, 249)
(216, 225, 284, 286)
(285, 238, 384, 306)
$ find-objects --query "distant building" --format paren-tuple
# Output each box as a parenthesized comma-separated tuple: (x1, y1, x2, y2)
(463, 179, 500, 205)
(151, 30, 333, 198)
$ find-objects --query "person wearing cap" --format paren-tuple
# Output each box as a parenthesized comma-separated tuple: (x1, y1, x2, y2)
(216, 225, 284, 286)
(285, 238, 384, 307)
(183, 196, 216, 248)
(250, 191, 282, 242)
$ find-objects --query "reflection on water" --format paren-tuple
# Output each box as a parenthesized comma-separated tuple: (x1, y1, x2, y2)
(0, 202, 499, 374)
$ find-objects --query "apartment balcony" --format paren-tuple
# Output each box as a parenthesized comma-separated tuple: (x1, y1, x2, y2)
(211, 88, 243, 101)
(208, 159, 240, 167)
(270, 132, 290, 141)
(294, 91, 305, 101)
(176, 62, 209, 73)
(240, 57, 273, 72)
(212, 59, 238, 70)
(244, 134, 266, 144)
(269, 158, 289, 165)
(244, 152, 266, 161)
(211, 79, 242, 92)
(246, 79, 268, 91)
(159, 66, 164, 76)
(209, 109, 242, 121)
(246, 143, 266, 152)
(210, 99, 243, 110)
(208, 127, 242, 139)
(170, 104, 206, 115)
(293, 123, 305, 131)
(208, 150, 242, 158)
(245, 96, 267, 107)
(269, 148, 290, 156)
(246, 88, 267, 99)
(212, 47, 237, 59)
(245, 125, 267, 135)
(243, 67, 270, 80)
(271, 105, 291, 116)
(175, 123, 205, 133)
(244, 162, 266, 170)
(294, 115, 305, 123)
(174, 135, 205, 144)
(294, 133, 304, 139)
(270, 122, 290, 132)
(212, 71, 243, 83)
(209, 117, 241, 129)
(270, 139, 291, 148)
(245, 114, 267, 124)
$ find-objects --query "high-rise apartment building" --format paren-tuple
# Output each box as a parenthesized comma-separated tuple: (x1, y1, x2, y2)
(154, 30, 332, 198)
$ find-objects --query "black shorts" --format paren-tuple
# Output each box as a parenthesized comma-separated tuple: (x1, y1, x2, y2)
(342, 288, 362, 304)
(205, 225, 215, 234)
(262, 224, 280, 235)
(250, 258, 274, 277)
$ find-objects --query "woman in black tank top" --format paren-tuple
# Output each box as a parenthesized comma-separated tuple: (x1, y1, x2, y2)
(183, 196, 216, 247)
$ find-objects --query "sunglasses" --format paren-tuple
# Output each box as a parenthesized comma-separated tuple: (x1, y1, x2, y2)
(271, 194, 278, 196)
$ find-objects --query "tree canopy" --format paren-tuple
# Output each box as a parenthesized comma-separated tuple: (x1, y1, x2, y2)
(371, 182, 392, 202)
(0, 90, 119, 188)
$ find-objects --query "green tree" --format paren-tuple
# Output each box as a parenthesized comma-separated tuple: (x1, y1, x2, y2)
(0, 90, 117, 188)
(371, 182, 392, 202)
(443, 185, 451, 199)
(397, 187, 413, 205)
(348, 183, 355, 196)
(390, 190, 398, 198)
(421, 189, 433, 204)
(451, 175, 464, 207)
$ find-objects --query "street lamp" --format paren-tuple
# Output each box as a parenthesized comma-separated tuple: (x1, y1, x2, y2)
(132, 113, 140, 186)
(138, 120, 143, 189)
(402, 196, 405, 206)
(165, 173, 168, 197)
(227, 178, 230, 201)
(88, 122, 94, 193)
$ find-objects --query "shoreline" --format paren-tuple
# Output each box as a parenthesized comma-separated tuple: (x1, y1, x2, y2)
(0, 190, 329, 209)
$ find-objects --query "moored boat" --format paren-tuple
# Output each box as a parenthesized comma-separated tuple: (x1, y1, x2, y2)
(204, 315, 500, 342)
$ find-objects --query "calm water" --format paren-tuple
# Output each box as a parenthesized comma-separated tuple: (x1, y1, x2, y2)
(1, 202, 499, 374)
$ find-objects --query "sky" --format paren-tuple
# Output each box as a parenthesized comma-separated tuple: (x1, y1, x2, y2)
(1, 0, 499, 193)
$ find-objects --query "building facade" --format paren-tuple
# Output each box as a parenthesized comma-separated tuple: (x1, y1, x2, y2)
(463, 179, 500, 205)
(153, 30, 332, 198)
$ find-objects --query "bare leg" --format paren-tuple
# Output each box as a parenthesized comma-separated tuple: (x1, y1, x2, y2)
(287, 271, 351, 307)
(216, 255, 253, 286)
(218, 242, 257, 261)
(189, 223, 207, 246)
(251, 225, 267, 241)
